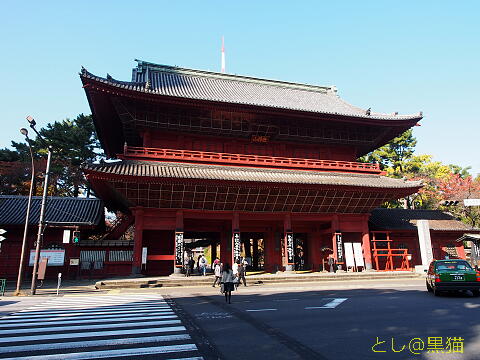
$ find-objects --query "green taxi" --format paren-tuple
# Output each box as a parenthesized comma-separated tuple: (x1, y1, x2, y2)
(426, 259, 480, 296)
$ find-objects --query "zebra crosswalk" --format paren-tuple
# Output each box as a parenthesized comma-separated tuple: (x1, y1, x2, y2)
(0, 293, 203, 360)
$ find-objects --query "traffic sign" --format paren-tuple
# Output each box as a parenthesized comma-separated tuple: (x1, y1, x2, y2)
(464, 199, 480, 207)
(0, 229, 6, 235)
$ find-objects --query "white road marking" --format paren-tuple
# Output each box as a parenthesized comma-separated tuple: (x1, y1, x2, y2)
(0, 293, 202, 360)
(13, 304, 169, 314)
(0, 334, 191, 354)
(28, 301, 167, 309)
(0, 318, 180, 335)
(0, 324, 185, 343)
(246, 308, 278, 312)
(305, 298, 348, 309)
(0, 344, 198, 360)
(0, 313, 178, 328)
(0, 309, 174, 323)
(273, 298, 300, 302)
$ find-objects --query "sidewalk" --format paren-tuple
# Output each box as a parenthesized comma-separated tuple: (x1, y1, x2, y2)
(0, 271, 423, 296)
(94, 270, 422, 289)
(0, 279, 103, 298)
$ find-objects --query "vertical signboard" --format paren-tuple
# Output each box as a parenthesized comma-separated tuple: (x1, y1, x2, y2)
(352, 242, 365, 268)
(175, 232, 184, 268)
(285, 232, 294, 265)
(344, 242, 355, 267)
(335, 233, 344, 263)
(62, 230, 71, 244)
(233, 232, 241, 263)
(142, 247, 148, 265)
(417, 220, 433, 266)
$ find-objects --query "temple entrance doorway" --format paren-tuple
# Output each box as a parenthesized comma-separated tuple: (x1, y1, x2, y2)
(294, 233, 308, 271)
(241, 232, 265, 271)
(183, 232, 220, 273)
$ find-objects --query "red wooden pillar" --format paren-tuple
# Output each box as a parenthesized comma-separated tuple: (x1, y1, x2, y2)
(310, 231, 322, 272)
(173, 210, 184, 275)
(220, 222, 233, 267)
(264, 229, 276, 272)
(132, 208, 144, 274)
(361, 217, 372, 270)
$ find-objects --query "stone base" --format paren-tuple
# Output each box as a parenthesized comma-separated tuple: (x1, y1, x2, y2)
(169, 267, 184, 277)
(285, 265, 294, 272)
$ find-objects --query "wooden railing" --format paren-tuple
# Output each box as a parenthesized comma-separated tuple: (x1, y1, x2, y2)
(120, 146, 383, 174)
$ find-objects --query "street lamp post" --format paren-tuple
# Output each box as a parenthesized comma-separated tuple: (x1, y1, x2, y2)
(26, 116, 53, 295)
(14, 128, 35, 296)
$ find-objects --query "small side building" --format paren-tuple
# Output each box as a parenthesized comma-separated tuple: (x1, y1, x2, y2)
(369, 208, 478, 271)
(0, 195, 104, 280)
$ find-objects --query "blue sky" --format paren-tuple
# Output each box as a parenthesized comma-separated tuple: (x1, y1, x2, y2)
(1, 1, 479, 175)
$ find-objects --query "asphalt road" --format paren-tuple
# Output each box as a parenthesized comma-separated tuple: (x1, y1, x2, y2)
(1, 279, 479, 360)
(163, 279, 480, 360)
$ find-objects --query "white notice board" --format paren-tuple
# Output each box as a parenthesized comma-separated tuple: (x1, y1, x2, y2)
(29, 250, 65, 266)
(344, 242, 355, 267)
(142, 247, 148, 264)
(63, 230, 71, 244)
(353, 242, 365, 267)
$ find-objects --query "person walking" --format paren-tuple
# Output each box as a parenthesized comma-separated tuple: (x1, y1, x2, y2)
(221, 262, 234, 304)
(212, 261, 222, 287)
(199, 255, 207, 276)
(184, 256, 191, 277)
(238, 259, 247, 287)
(188, 257, 195, 277)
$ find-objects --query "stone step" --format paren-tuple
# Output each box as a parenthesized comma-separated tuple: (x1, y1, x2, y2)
(95, 272, 422, 289)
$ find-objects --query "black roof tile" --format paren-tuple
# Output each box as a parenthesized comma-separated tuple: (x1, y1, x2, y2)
(369, 208, 476, 231)
(0, 196, 104, 227)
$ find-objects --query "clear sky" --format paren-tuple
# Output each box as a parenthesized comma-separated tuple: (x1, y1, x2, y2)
(1, 1, 479, 175)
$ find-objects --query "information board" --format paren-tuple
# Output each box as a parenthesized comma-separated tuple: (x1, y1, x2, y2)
(142, 247, 148, 265)
(335, 233, 344, 263)
(62, 230, 71, 244)
(344, 242, 355, 267)
(233, 232, 241, 263)
(286, 233, 294, 265)
(174, 232, 184, 267)
(29, 250, 65, 266)
(353, 242, 365, 267)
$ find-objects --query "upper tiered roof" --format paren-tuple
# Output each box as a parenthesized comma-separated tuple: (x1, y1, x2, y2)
(81, 59, 422, 121)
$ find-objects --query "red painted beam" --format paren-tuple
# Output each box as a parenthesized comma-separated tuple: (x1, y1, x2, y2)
(147, 255, 175, 261)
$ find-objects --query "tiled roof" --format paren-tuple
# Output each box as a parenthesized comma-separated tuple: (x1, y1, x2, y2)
(369, 208, 475, 231)
(84, 160, 422, 190)
(0, 196, 104, 226)
(80, 60, 422, 122)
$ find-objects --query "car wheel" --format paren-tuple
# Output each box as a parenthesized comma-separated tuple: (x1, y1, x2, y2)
(426, 280, 433, 292)
(472, 289, 480, 297)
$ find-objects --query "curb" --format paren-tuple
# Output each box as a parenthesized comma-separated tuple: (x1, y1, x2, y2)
(95, 272, 422, 289)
